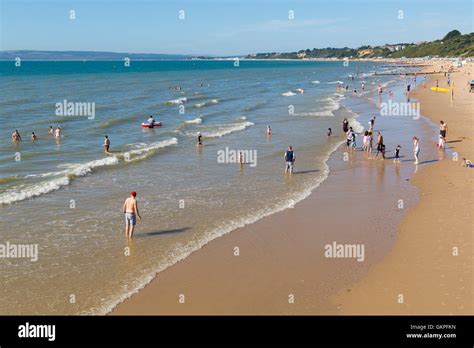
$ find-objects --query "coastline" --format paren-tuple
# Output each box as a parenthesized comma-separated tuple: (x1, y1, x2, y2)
(111, 70, 451, 315)
(335, 61, 473, 314)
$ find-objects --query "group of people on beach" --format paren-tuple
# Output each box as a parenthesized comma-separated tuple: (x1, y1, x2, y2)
(335, 115, 453, 165)
(11, 126, 61, 142)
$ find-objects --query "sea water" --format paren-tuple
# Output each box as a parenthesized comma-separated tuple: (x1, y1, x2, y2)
(0, 60, 412, 314)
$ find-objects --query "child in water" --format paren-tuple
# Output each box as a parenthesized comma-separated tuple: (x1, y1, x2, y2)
(393, 145, 401, 163)
(327, 128, 332, 137)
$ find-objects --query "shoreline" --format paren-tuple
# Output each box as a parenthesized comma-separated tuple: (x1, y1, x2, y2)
(111, 72, 445, 315)
(335, 60, 473, 314)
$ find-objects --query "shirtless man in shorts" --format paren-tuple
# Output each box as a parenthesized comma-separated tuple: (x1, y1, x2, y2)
(122, 192, 141, 238)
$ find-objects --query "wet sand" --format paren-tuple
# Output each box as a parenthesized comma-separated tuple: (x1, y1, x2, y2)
(112, 147, 419, 314)
(112, 80, 442, 314)
(335, 61, 473, 314)
(112, 61, 472, 315)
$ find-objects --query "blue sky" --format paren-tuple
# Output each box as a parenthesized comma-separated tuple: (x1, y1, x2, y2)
(1, 0, 472, 55)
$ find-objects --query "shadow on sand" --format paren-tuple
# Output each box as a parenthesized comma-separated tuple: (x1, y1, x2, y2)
(137, 227, 191, 238)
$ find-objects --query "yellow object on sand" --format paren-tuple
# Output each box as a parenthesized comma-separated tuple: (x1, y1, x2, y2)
(431, 87, 450, 92)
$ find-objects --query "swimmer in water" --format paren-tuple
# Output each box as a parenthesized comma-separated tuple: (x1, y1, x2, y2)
(31, 132, 37, 141)
(197, 132, 203, 146)
(55, 126, 61, 139)
(267, 125, 271, 135)
(103, 135, 111, 154)
(393, 145, 401, 163)
(48, 126, 54, 135)
(11, 130, 22, 142)
(327, 128, 332, 137)
(284, 145, 295, 174)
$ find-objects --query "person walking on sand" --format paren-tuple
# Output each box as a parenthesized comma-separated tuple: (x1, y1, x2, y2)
(413, 137, 420, 165)
(393, 145, 401, 163)
(123, 191, 141, 238)
(374, 131, 385, 159)
(439, 120, 448, 142)
(103, 135, 111, 154)
(284, 145, 295, 174)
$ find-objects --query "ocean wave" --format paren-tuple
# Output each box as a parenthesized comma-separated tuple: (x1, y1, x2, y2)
(189, 99, 219, 109)
(350, 118, 365, 134)
(295, 88, 304, 94)
(296, 110, 334, 117)
(0, 138, 178, 205)
(295, 95, 340, 117)
(241, 101, 266, 112)
(185, 121, 254, 138)
(322, 97, 341, 112)
(327, 80, 344, 84)
(115, 137, 178, 162)
(311, 80, 320, 84)
(0, 175, 20, 185)
(164, 97, 187, 105)
(0, 157, 118, 205)
(97, 115, 139, 129)
(282, 91, 296, 97)
(184, 117, 203, 124)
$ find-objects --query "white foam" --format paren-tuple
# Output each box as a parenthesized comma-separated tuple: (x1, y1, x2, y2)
(118, 138, 178, 161)
(187, 121, 254, 138)
(185, 117, 203, 124)
(295, 94, 341, 117)
(0, 139, 178, 205)
(282, 91, 296, 96)
(295, 88, 304, 94)
(327, 80, 344, 84)
(192, 99, 219, 108)
(297, 110, 334, 117)
(165, 97, 187, 105)
(311, 80, 320, 84)
(0, 157, 119, 205)
(322, 97, 341, 112)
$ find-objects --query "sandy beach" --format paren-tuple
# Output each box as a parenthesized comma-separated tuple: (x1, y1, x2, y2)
(335, 61, 474, 314)
(111, 59, 473, 315)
